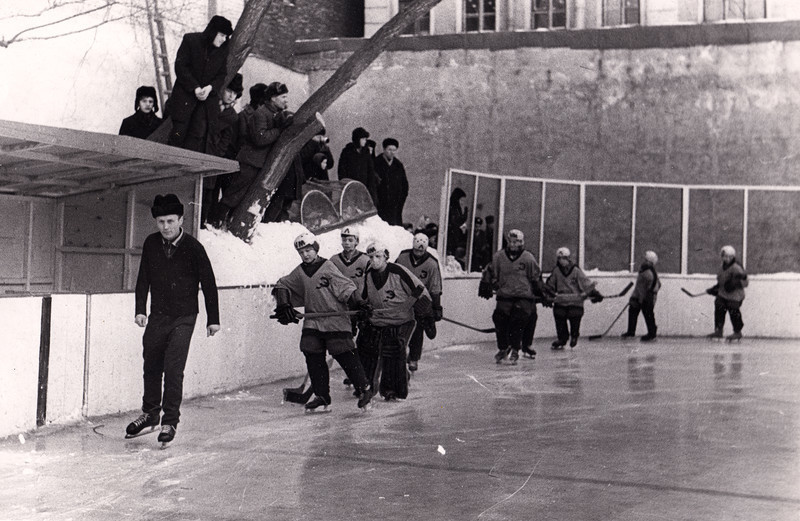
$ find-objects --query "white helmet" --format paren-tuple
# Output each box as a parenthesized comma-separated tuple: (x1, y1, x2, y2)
(556, 247, 571, 259)
(720, 245, 736, 257)
(340, 226, 360, 241)
(366, 241, 389, 258)
(413, 233, 429, 249)
(294, 232, 319, 252)
(507, 229, 524, 243)
(644, 250, 658, 265)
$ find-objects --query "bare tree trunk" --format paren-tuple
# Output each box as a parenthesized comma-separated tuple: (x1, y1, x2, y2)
(148, 0, 274, 143)
(227, 0, 443, 241)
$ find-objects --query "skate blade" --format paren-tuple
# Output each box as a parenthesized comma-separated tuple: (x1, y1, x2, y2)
(160, 441, 171, 450)
(124, 426, 157, 439)
(304, 406, 332, 414)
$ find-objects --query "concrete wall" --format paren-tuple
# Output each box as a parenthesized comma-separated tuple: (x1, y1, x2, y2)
(295, 24, 800, 225)
(3, 275, 799, 438)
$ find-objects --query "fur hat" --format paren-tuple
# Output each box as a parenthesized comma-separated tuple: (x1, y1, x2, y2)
(205, 15, 233, 37)
(720, 245, 736, 257)
(352, 127, 370, 143)
(644, 250, 658, 265)
(249, 83, 268, 107)
(135, 86, 159, 113)
(265, 82, 288, 100)
(151, 194, 184, 218)
(382, 137, 399, 149)
(227, 73, 244, 98)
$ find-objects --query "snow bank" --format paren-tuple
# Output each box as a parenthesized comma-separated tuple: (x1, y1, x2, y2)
(198, 216, 417, 287)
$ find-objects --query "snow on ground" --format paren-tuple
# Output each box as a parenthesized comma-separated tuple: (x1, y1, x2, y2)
(198, 215, 417, 287)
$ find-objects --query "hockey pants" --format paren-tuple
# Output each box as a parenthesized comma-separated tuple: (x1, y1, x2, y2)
(493, 299, 534, 354)
(627, 299, 657, 336)
(553, 305, 584, 345)
(714, 297, 744, 333)
(522, 307, 538, 348)
(303, 347, 368, 402)
(362, 321, 416, 399)
(408, 319, 426, 362)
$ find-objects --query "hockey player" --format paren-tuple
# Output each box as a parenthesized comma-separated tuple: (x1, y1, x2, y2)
(622, 250, 661, 342)
(478, 229, 543, 364)
(706, 245, 748, 341)
(395, 233, 443, 372)
(361, 241, 434, 400)
(543, 247, 603, 350)
(272, 232, 374, 412)
(329, 226, 372, 390)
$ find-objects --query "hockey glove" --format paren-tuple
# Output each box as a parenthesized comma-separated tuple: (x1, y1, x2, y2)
(706, 285, 719, 297)
(356, 301, 373, 321)
(432, 294, 443, 322)
(274, 304, 300, 325)
(588, 290, 604, 304)
(422, 317, 437, 340)
(723, 278, 737, 292)
(478, 280, 494, 300)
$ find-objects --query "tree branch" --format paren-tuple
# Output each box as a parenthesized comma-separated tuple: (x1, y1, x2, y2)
(227, 0, 442, 241)
(0, 2, 119, 47)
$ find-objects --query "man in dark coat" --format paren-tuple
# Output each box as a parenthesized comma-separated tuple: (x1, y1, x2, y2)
(261, 82, 305, 222)
(126, 194, 220, 445)
(338, 127, 379, 206)
(204, 73, 243, 227)
(119, 86, 162, 139)
(167, 15, 233, 153)
(375, 137, 409, 226)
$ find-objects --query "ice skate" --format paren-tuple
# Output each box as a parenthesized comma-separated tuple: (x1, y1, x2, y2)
(620, 331, 636, 338)
(304, 395, 332, 413)
(495, 348, 510, 364)
(707, 328, 723, 340)
(569, 336, 579, 348)
(521, 346, 536, 359)
(407, 359, 418, 372)
(726, 331, 742, 343)
(343, 378, 352, 388)
(383, 390, 399, 401)
(124, 412, 159, 439)
(357, 387, 375, 410)
(157, 425, 175, 448)
(509, 349, 520, 365)
(551, 340, 565, 350)
(640, 333, 657, 342)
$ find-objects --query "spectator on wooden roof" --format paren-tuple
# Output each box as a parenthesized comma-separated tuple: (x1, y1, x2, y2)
(338, 127, 378, 205)
(119, 86, 162, 139)
(166, 15, 233, 154)
(375, 137, 409, 226)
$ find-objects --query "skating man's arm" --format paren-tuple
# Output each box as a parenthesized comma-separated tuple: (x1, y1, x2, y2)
(195, 242, 220, 336)
(134, 238, 152, 327)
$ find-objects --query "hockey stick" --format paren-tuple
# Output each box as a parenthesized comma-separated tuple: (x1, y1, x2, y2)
(283, 357, 334, 405)
(588, 303, 630, 340)
(680, 287, 706, 298)
(601, 282, 634, 299)
(270, 310, 360, 320)
(442, 317, 496, 334)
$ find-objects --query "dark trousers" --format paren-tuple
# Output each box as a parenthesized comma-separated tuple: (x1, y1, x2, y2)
(141, 313, 197, 426)
(361, 321, 416, 399)
(492, 299, 533, 353)
(714, 297, 744, 333)
(303, 349, 368, 401)
(627, 299, 657, 336)
(553, 305, 584, 345)
(522, 308, 538, 348)
(408, 319, 425, 362)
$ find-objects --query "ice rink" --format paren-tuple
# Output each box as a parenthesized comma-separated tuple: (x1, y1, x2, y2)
(2, 336, 798, 521)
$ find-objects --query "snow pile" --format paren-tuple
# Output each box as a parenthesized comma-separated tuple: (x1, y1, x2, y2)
(198, 216, 416, 287)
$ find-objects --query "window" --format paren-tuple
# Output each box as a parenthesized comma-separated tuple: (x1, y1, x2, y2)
(532, 0, 566, 30)
(704, 0, 766, 22)
(603, 0, 639, 26)
(400, 0, 431, 35)
(464, 0, 496, 33)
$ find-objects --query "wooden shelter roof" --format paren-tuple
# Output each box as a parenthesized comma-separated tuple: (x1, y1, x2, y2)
(0, 119, 238, 198)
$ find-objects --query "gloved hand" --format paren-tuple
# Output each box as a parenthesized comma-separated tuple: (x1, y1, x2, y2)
(706, 285, 719, 296)
(478, 280, 494, 300)
(432, 306, 443, 322)
(541, 298, 554, 308)
(723, 278, 737, 292)
(588, 290, 604, 304)
(274, 304, 300, 325)
(422, 316, 437, 340)
(355, 301, 373, 321)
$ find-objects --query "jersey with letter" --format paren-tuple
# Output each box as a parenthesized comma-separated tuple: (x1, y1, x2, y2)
(394, 249, 442, 296)
(330, 250, 370, 296)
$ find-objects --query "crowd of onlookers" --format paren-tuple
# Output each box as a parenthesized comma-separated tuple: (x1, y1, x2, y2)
(118, 15, 421, 235)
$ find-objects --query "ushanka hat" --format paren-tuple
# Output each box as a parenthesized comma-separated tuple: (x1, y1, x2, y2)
(135, 86, 159, 113)
(151, 194, 184, 218)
